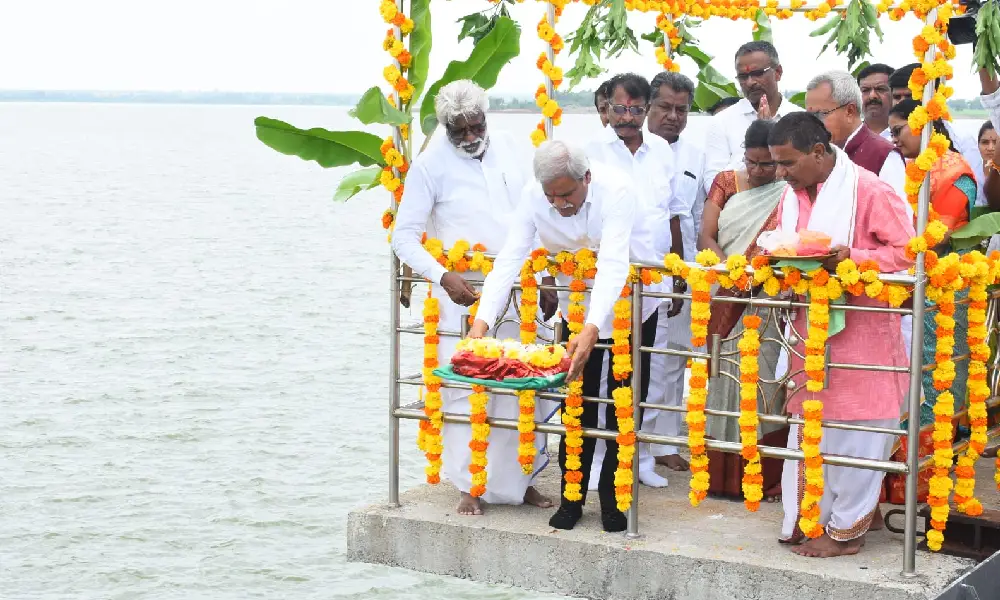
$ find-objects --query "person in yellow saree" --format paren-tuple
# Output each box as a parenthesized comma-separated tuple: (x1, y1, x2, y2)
(698, 119, 787, 500)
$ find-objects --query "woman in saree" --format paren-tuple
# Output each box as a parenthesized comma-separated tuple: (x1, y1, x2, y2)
(888, 99, 975, 461)
(698, 119, 787, 463)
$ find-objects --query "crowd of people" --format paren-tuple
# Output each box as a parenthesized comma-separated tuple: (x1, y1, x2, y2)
(390, 40, 1000, 559)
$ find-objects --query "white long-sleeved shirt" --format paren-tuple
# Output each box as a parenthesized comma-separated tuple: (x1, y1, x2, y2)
(391, 131, 527, 285)
(584, 125, 679, 258)
(844, 124, 908, 203)
(476, 162, 661, 338)
(702, 96, 801, 195)
(669, 134, 707, 261)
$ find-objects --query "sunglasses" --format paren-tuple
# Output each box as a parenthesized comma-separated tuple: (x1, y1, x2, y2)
(609, 104, 647, 116)
(736, 66, 773, 82)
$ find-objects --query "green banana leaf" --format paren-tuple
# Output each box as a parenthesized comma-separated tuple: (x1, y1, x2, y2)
(408, 0, 433, 104)
(789, 91, 806, 109)
(951, 212, 1000, 250)
(333, 166, 382, 202)
(349, 87, 411, 126)
(752, 9, 773, 43)
(254, 117, 386, 168)
(418, 16, 521, 135)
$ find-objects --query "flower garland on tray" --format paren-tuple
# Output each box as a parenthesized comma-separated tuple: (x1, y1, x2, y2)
(738, 313, 764, 511)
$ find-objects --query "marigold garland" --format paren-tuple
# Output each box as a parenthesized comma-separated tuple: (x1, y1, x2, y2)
(468, 384, 491, 497)
(738, 313, 764, 511)
(563, 274, 588, 502)
(531, 0, 566, 147)
(612, 284, 636, 511)
(419, 290, 444, 484)
(955, 253, 989, 517)
(515, 250, 550, 475)
(926, 287, 957, 552)
(377, 0, 414, 234)
(798, 268, 832, 539)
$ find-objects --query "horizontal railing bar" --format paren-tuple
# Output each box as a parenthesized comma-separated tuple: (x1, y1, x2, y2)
(393, 407, 908, 473)
(918, 424, 1000, 471)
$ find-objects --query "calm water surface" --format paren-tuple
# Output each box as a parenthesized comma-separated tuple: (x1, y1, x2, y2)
(1, 103, 986, 599)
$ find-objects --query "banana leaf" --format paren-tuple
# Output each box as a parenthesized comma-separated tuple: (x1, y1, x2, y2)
(254, 117, 385, 168)
(951, 212, 1000, 250)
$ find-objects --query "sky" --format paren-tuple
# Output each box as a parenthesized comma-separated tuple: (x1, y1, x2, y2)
(0, 0, 988, 98)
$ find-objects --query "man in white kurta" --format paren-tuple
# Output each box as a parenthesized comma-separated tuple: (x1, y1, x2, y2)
(471, 141, 661, 532)
(583, 72, 675, 489)
(391, 80, 553, 516)
(644, 71, 709, 472)
(703, 41, 802, 194)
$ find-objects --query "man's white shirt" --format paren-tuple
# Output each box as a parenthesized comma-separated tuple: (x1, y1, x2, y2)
(477, 162, 662, 338)
(584, 125, 680, 258)
(702, 96, 802, 194)
(669, 134, 707, 260)
(391, 131, 527, 284)
(844, 124, 908, 203)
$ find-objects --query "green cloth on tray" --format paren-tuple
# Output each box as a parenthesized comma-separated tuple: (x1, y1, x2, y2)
(432, 365, 566, 390)
(774, 258, 846, 338)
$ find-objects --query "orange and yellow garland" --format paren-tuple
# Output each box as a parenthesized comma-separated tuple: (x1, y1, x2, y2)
(469, 384, 491, 497)
(738, 313, 764, 512)
(532, 0, 566, 147)
(418, 290, 444, 484)
(515, 250, 551, 475)
(377, 0, 414, 234)
(611, 284, 636, 511)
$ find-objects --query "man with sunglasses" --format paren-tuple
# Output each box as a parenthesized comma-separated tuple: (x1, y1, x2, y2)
(583, 72, 679, 489)
(393, 80, 557, 517)
(703, 41, 801, 194)
(805, 70, 906, 202)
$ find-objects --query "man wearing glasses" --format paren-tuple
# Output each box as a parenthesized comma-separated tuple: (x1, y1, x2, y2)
(805, 70, 907, 202)
(583, 72, 679, 490)
(702, 41, 801, 194)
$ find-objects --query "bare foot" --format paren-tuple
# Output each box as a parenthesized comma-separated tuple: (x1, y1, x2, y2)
(655, 454, 690, 471)
(764, 483, 782, 503)
(869, 507, 884, 531)
(778, 531, 805, 545)
(523, 486, 553, 508)
(791, 533, 861, 558)
(457, 492, 483, 516)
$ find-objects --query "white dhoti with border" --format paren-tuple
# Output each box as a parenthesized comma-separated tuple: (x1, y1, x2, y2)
(780, 417, 896, 542)
(436, 287, 557, 504)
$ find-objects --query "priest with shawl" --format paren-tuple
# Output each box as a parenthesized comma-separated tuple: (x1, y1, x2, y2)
(768, 113, 915, 558)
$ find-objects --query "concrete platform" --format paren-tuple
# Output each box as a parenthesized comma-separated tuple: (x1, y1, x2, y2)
(347, 462, 988, 600)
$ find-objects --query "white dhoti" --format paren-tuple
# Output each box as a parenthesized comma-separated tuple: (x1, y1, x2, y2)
(642, 301, 687, 457)
(436, 288, 557, 504)
(780, 417, 896, 542)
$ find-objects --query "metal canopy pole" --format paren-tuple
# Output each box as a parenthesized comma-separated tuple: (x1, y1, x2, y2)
(388, 0, 406, 508)
(544, 1, 555, 140)
(902, 6, 938, 577)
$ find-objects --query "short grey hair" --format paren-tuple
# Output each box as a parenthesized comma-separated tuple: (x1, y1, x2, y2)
(650, 71, 695, 108)
(532, 141, 590, 184)
(434, 80, 489, 126)
(806, 70, 863, 112)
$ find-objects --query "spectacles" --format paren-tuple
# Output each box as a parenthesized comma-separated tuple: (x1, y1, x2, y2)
(808, 103, 850, 119)
(744, 157, 776, 170)
(445, 121, 486, 139)
(735, 66, 773, 82)
(860, 85, 890, 95)
(609, 104, 647, 116)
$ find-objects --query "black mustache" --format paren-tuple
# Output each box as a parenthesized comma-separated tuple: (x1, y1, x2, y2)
(613, 123, 638, 129)
(865, 99, 883, 107)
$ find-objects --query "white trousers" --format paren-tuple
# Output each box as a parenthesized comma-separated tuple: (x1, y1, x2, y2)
(436, 289, 557, 504)
(780, 417, 896, 541)
(642, 302, 686, 457)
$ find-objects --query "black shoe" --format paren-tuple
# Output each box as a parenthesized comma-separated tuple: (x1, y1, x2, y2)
(601, 508, 627, 532)
(549, 504, 583, 530)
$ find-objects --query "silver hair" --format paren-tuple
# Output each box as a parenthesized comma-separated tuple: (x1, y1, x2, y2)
(532, 141, 590, 184)
(806, 70, 863, 112)
(434, 80, 489, 126)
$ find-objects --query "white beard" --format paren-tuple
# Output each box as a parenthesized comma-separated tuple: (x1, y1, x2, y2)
(456, 133, 490, 159)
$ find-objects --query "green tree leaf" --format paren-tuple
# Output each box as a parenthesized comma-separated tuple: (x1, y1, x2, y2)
(254, 117, 386, 168)
(418, 16, 521, 135)
(408, 0, 433, 104)
(333, 166, 383, 202)
(951, 213, 1000, 249)
(788, 91, 806, 108)
(349, 87, 411, 125)
(752, 9, 773, 43)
